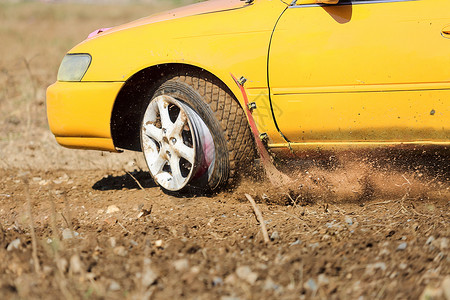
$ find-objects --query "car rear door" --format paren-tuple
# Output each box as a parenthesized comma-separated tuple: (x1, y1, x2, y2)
(268, 0, 450, 144)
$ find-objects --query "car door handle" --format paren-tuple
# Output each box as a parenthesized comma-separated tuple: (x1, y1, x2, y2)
(442, 25, 450, 38)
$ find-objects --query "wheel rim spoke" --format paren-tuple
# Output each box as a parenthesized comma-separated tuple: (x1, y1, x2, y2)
(174, 142, 195, 164)
(157, 98, 173, 132)
(169, 154, 184, 187)
(169, 111, 187, 138)
(149, 151, 166, 175)
(143, 123, 163, 141)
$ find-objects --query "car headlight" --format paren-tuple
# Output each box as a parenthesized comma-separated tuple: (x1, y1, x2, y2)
(57, 54, 92, 82)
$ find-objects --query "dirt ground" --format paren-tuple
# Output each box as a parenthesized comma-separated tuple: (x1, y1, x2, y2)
(0, 1, 449, 299)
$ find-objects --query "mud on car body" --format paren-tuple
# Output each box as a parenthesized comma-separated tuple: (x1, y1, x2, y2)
(47, 0, 450, 192)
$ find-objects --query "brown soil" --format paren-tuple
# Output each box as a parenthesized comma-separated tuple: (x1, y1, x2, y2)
(0, 157, 449, 299)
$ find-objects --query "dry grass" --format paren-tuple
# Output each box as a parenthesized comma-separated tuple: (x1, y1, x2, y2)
(0, 0, 199, 171)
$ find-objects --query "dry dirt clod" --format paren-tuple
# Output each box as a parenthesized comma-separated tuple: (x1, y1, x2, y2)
(106, 205, 120, 214)
(141, 259, 158, 288)
(173, 259, 189, 272)
(113, 246, 128, 257)
(236, 266, 258, 285)
(109, 280, 121, 291)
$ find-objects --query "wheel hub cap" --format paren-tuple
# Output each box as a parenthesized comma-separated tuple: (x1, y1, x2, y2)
(141, 95, 215, 191)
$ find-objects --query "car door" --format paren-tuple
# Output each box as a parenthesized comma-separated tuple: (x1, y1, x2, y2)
(268, 0, 450, 144)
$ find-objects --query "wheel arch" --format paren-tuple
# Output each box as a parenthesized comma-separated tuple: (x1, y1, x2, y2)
(111, 63, 243, 151)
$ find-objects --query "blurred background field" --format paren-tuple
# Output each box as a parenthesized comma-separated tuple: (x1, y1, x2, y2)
(0, 0, 199, 170)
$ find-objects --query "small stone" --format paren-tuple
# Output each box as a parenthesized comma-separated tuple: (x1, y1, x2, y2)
(309, 242, 320, 249)
(109, 280, 121, 291)
(318, 274, 329, 286)
(270, 231, 280, 241)
(425, 236, 435, 245)
(106, 205, 120, 214)
(212, 277, 223, 286)
(173, 259, 189, 272)
(39, 180, 49, 186)
(57, 258, 68, 273)
(69, 255, 83, 274)
(43, 265, 53, 275)
(236, 266, 258, 285)
(304, 278, 318, 293)
(225, 274, 237, 285)
(155, 240, 163, 248)
(439, 238, 449, 250)
(365, 262, 387, 276)
(397, 242, 407, 251)
(142, 267, 158, 287)
(399, 263, 408, 270)
(345, 217, 353, 226)
(62, 228, 79, 240)
(109, 237, 116, 248)
(7, 239, 21, 251)
(322, 234, 331, 241)
(379, 248, 390, 256)
(420, 285, 443, 300)
(263, 278, 280, 291)
(113, 246, 128, 257)
(290, 239, 301, 246)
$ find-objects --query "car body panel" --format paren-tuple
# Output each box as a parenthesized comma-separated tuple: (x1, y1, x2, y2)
(269, 0, 450, 144)
(55, 0, 288, 145)
(46, 0, 449, 155)
(47, 81, 124, 145)
(54, 137, 117, 151)
(96, 0, 249, 38)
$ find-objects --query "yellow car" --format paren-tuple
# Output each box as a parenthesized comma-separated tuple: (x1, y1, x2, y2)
(47, 0, 450, 192)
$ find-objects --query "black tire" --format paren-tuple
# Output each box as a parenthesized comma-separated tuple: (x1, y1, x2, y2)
(143, 73, 255, 192)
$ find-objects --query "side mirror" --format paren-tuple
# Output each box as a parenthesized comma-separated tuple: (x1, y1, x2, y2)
(296, 0, 339, 4)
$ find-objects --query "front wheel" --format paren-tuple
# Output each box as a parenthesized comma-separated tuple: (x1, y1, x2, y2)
(140, 74, 255, 192)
